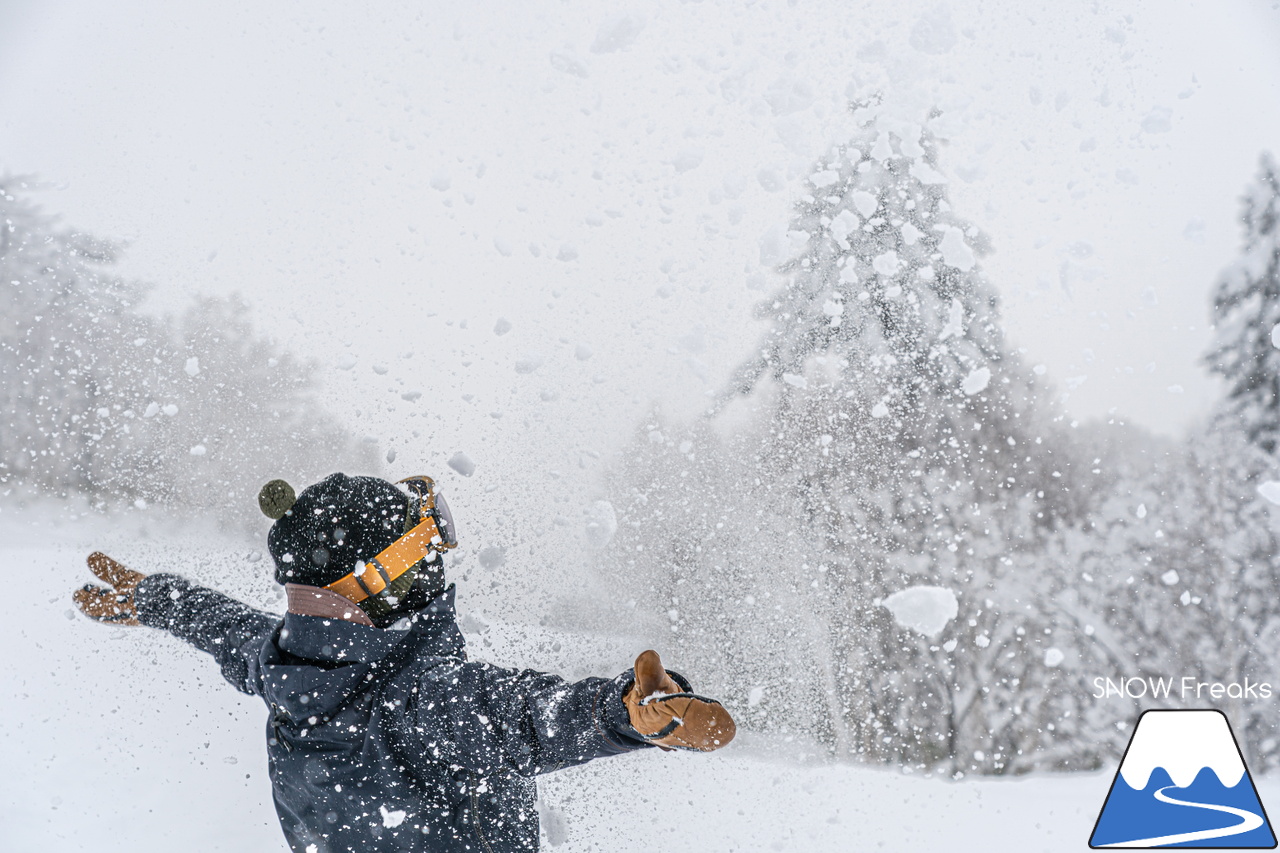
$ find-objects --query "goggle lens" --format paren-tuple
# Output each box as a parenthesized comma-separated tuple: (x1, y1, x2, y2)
(433, 490, 458, 548)
(397, 474, 458, 552)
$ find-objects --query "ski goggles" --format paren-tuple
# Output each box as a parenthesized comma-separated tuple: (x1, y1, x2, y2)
(324, 474, 458, 603)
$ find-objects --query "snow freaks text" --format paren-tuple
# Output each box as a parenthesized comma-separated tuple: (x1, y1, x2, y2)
(1092, 677, 1274, 701)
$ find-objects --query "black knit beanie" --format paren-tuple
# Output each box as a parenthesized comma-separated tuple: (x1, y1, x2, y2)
(266, 473, 409, 587)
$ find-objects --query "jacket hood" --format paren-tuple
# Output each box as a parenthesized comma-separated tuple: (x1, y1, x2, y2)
(259, 584, 464, 723)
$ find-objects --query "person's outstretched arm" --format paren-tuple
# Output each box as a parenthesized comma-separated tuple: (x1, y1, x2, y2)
(74, 552, 279, 696)
(401, 650, 735, 778)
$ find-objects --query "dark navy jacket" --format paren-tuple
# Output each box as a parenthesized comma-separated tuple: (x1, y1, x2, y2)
(134, 575, 657, 852)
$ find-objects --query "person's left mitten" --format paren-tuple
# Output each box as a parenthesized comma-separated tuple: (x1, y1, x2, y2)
(623, 649, 736, 752)
(73, 552, 146, 626)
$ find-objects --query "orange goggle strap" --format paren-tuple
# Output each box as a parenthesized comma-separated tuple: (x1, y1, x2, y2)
(325, 515, 441, 604)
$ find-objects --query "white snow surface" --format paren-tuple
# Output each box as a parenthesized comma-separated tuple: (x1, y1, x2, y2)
(1117, 710, 1246, 790)
(6, 505, 1270, 852)
(881, 585, 959, 638)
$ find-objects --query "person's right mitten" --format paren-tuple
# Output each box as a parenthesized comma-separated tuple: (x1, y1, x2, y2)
(622, 650, 736, 752)
(73, 551, 145, 626)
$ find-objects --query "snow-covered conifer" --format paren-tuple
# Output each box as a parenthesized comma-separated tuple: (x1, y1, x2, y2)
(1205, 153, 1280, 451)
(602, 111, 1079, 769)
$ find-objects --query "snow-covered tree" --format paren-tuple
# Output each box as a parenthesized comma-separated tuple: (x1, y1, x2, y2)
(1027, 156, 1280, 772)
(725, 112, 1083, 765)
(1036, 156, 1280, 772)
(1193, 152, 1280, 767)
(0, 179, 373, 517)
(1206, 153, 1280, 451)
(598, 110, 1087, 769)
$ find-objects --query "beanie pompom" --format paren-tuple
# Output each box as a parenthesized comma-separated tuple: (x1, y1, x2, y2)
(258, 479, 297, 520)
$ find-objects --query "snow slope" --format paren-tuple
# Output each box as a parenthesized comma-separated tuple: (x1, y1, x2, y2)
(4, 502, 1275, 852)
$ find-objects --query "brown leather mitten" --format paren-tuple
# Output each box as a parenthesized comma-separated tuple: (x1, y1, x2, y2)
(623, 650, 736, 752)
(73, 552, 146, 626)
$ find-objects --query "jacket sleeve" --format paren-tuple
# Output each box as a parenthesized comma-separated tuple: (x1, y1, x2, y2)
(133, 573, 280, 696)
(404, 659, 668, 778)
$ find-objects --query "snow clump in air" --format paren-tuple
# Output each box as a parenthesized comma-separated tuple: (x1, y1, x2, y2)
(937, 226, 976, 270)
(880, 585, 959, 638)
(872, 251, 900, 276)
(477, 546, 506, 569)
(447, 452, 476, 477)
(590, 14, 645, 53)
(937, 298, 964, 340)
(670, 148, 704, 173)
(514, 353, 543, 374)
(1141, 106, 1173, 134)
(850, 190, 878, 217)
(763, 76, 815, 116)
(1044, 648, 1065, 667)
(961, 366, 991, 395)
(909, 6, 957, 55)
(549, 49, 589, 78)
(584, 500, 618, 550)
(1257, 481, 1280, 505)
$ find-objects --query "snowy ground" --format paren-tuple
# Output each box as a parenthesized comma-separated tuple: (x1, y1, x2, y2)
(5, 500, 1271, 853)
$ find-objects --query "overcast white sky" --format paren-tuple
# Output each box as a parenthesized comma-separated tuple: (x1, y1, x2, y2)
(3, 0, 1280, 491)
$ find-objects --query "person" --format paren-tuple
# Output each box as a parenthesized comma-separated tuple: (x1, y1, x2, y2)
(74, 472, 735, 852)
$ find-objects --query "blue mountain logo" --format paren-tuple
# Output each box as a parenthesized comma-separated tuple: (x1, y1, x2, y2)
(1090, 709, 1276, 848)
